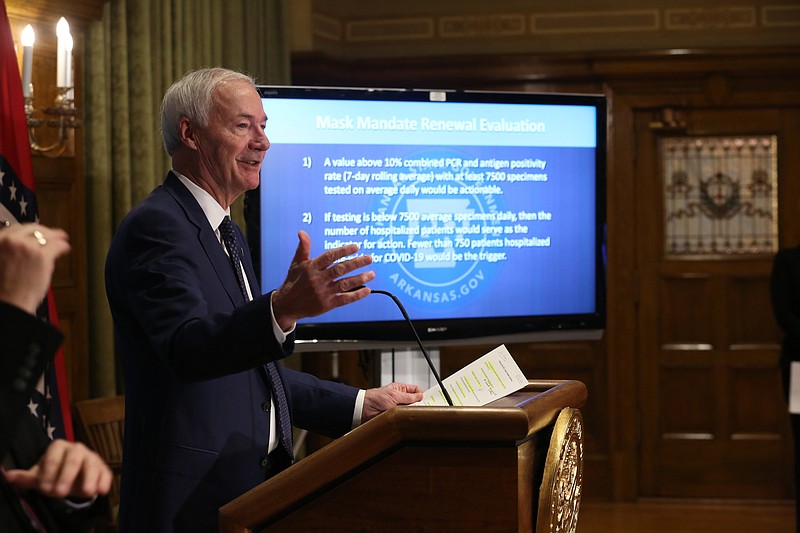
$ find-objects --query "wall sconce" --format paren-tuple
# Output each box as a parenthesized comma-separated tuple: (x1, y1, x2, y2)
(21, 17, 80, 158)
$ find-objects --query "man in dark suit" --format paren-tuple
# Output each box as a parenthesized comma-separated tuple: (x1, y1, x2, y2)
(105, 67, 423, 532)
(771, 245, 800, 533)
(1, 222, 112, 532)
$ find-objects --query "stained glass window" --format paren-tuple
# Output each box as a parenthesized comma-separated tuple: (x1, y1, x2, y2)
(662, 136, 777, 256)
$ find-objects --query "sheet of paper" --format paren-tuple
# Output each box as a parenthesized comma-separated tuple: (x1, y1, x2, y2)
(414, 344, 528, 406)
(790, 362, 800, 414)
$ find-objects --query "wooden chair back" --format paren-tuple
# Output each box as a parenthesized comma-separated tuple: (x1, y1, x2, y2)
(73, 395, 125, 532)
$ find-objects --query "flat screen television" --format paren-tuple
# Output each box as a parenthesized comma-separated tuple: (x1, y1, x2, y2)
(246, 85, 606, 351)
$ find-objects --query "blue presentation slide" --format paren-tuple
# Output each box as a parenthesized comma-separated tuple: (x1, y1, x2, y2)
(258, 97, 598, 324)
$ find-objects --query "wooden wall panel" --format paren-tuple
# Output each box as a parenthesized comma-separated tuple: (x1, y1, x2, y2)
(729, 365, 784, 436)
(659, 438, 787, 498)
(34, 166, 79, 285)
(660, 365, 716, 437)
(659, 276, 714, 345)
(727, 275, 783, 345)
(34, 156, 89, 402)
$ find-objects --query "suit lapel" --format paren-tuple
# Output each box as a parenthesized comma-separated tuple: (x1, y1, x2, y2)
(162, 173, 246, 306)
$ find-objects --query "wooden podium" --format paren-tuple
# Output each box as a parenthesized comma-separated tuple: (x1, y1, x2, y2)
(219, 379, 587, 533)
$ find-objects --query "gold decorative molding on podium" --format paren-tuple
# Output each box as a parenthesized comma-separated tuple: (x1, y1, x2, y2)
(537, 407, 584, 533)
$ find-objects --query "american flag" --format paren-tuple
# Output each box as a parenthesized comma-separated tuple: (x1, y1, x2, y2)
(0, 0, 74, 442)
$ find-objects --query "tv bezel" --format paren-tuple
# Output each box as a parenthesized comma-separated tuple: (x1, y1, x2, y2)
(246, 85, 607, 351)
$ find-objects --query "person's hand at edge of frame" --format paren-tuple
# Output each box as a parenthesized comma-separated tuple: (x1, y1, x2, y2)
(0, 222, 70, 315)
(3, 439, 113, 500)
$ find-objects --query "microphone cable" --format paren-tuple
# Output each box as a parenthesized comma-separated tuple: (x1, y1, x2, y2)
(369, 289, 454, 406)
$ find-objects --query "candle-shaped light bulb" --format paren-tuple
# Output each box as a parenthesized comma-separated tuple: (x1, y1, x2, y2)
(63, 32, 73, 90)
(20, 24, 34, 46)
(56, 17, 69, 38)
(56, 17, 70, 88)
(20, 25, 34, 98)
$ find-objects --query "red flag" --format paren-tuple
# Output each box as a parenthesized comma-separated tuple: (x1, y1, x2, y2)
(0, 0, 74, 441)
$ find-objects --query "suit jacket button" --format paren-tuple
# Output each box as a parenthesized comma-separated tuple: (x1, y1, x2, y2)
(26, 342, 41, 358)
(261, 402, 270, 413)
(12, 377, 27, 392)
(22, 351, 38, 369)
(260, 456, 269, 468)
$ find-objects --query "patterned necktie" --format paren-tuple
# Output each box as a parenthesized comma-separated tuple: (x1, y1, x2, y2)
(218, 216, 249, 302)
(218, 216, 294, 463)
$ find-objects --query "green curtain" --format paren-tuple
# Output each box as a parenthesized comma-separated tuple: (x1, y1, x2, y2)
(84, 0, 291, 396)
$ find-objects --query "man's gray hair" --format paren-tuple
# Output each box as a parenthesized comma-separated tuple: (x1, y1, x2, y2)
(160, 67, 256, 156)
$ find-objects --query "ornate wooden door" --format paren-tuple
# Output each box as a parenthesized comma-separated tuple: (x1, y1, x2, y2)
(635, 106, 799, 498)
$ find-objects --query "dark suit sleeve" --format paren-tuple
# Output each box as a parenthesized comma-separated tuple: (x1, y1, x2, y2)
(0, 302, 107, 532)
(771, 248, 800, 345)
(283, 367, 359, 438)
(106, 200, 292, 381)
(0, 301, 62, 458)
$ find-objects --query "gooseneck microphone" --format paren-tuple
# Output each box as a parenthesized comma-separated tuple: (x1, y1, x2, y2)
(368, 288, 454, 407)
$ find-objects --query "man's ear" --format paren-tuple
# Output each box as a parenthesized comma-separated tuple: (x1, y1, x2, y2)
(179, 117, 199, 151)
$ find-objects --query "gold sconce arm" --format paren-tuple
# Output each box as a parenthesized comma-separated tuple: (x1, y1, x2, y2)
(25, 87, 81, 158)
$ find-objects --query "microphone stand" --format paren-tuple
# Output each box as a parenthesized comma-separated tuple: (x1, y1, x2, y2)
(370, 289, 454, 406)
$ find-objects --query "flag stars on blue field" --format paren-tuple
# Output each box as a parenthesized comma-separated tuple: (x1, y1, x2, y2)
(7, 173, 32, 216)
(1, 157, 36, 220)
(27, 398, 38, 416)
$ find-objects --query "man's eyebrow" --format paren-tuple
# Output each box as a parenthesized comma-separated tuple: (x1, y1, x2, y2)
(237, 112, 268, 123)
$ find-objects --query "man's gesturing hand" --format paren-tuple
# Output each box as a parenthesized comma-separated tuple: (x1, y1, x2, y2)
(272, 230, 375, 331)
